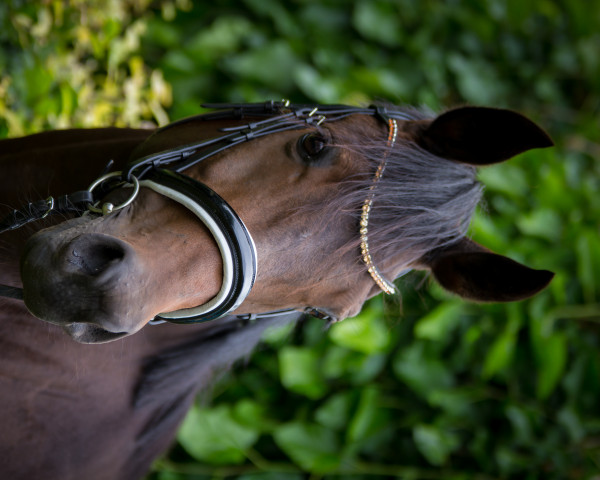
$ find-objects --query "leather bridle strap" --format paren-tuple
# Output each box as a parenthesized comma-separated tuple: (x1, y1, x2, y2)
(140, 169, 257, 323)
(0, 191, 93, 234)
(121, 102, 404, 181)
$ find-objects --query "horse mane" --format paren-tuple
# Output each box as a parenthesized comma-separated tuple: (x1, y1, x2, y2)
(131, 313, 300, 470)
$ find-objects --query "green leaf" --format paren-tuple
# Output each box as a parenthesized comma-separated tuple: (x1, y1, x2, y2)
(495, 445, 529, 475)
(59, 83, 77, 117)
(145, 17, 181, 48)
(477, 163, 529, 198)
(482, 330, 516, 379)
(322, 346, 386, 384)
(329, 304, 390, 354)
(243, 0, 301, 37)
(530, 316, 567, 399)
(414, 302, 464, 341)
(185, 16, 253, 62)
(162, 50, 196, 73)
(537, 332, 567, 399)
(471, 211, 510, 253)
(322, 345, 352, 379)
(23, 62, 54, 104)
(515, 208, 562, 241)
(349, 353, 387, 385)
(413, 424, 459, 466)
(352, 1, 402, 46)
(347, 387, 389, 444)
(261, 321, 294, 345)
(224, 41, 300, 90)
(232, 398, 277, 433)
(428, 387, 482, 416)
(273, 422, 340, 472)
(576, 230, 600, 303)
(393, 343, 454, 399)
(482, 312, 521, 379)
(177, 404, 258, 465)
(504, 405, 533, 445)
(279, 346, 327, 399)
(293, 64, 343, 103)
(315, 391, 355, 431)
(557, 406, 585, 443)
(447, 54, 503, 104)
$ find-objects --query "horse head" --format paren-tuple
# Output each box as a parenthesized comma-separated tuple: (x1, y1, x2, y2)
(19, 102, 554, 343)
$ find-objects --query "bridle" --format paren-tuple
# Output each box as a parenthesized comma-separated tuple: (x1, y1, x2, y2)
(0, 101, 411, 324)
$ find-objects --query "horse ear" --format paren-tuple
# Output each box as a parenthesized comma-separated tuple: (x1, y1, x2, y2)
(419, 238, 554, 302)
(407, 107, 554, 165)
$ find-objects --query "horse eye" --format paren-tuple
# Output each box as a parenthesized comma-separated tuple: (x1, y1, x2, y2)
(297, 133, 328, 163)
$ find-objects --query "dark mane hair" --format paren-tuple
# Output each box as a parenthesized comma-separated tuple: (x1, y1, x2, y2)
(328, 106, 482, 274)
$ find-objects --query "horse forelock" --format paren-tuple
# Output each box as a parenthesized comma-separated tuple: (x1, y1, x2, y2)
(313, 106, 483, 277)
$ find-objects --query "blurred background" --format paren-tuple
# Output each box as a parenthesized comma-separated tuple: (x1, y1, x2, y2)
(1, 1, 599, 478)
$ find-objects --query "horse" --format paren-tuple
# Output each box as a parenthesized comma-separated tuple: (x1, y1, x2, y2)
(0, 101, 554, 479)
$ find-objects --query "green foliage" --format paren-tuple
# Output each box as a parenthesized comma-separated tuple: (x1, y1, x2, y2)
(0, 0, 174, 136)
(178, 404, 259, 465)
(328, 304, 391, 354)
(279, 346, 328, 399)
(2, 0, 600, 479)
(273, 422, 341, 472)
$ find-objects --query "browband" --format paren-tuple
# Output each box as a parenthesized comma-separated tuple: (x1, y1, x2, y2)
(360, 117, 398, 295)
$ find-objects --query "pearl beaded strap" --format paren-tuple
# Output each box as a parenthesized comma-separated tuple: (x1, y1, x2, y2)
(360, 118, 398, 295)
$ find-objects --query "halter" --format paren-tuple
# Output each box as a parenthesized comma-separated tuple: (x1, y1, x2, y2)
(0, 101, 410, 324)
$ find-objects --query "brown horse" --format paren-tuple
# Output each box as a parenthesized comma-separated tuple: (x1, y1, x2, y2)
(0, 102, 554, 479)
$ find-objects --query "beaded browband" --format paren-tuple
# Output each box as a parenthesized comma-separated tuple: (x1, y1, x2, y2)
(360, 118, 398, 295)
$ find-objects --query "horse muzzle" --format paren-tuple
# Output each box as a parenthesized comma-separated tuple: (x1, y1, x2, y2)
(20, 230, 148, 341)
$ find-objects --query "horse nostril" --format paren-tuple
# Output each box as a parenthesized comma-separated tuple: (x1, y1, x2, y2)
(68, 235, 128, 276)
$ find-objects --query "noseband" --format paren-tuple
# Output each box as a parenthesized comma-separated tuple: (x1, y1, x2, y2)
(0, 101, 412, 324)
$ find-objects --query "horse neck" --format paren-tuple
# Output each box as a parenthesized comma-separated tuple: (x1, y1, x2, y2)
(0, 128, 152, 211)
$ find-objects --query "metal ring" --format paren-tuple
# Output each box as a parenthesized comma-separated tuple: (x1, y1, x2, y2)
(87, 171, 140, 215)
